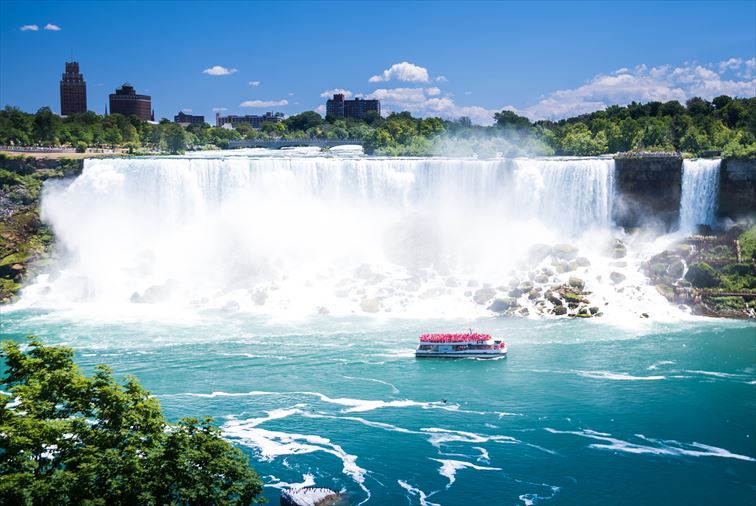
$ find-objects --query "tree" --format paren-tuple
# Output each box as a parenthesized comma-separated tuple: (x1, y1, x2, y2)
(493, 110, 532, 131)
(0, 338, 263, 505)
(31, 107, 61, 146)
(285, 111, 323, 132)
(163, 123, 188, 154)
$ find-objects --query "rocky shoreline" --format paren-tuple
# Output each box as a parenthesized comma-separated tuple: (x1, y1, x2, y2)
(0, 154, 82, 302)
(643, 225, 756, 318)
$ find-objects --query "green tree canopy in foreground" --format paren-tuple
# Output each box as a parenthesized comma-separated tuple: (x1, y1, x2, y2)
(0, 338, 263, 505)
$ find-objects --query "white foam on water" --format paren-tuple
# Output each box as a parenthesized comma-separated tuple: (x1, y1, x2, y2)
(472, 446, 490, 463)
(429, 458, 502, 487)
(222, 418, 370, 492)
(341, 375, 400, 393)
(576, 370, 666, 381)
(647, 360, 675, 370)
(265, 472, 316, 489)
(397, 480, 440, 506)
(545, 428, 756, 461)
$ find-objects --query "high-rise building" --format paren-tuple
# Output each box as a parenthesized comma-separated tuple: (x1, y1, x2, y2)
(59, 61, 87, 116)
(326, 94, 380, 120)
(215, 112, 284, 129)
(109, 83, 153, 121)
(174, 111, 205, 127)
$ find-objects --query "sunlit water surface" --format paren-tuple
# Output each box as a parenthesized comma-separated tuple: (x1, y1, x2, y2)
(2, 311, 754, 505)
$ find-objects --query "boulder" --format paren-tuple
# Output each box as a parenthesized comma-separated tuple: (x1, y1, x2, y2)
(473, 287, 496, 304)
(575, 257, 591, 267)
(568, 277, 585, 290)
(552, 243, 579, 260)
(609, 271, 626, 284)
(251, 290, 268, 305)
(518, 281, 534, 292)
(489, 297, 517, 313)
(528, 243, 552, 263)
(589, 306, 600, 315)
(668, 259, 685, 279)
(553, 305, 567, 315)
(534, 274, 550, 284)
(612, 244, 627, 259)
(508, 288, 523, 298)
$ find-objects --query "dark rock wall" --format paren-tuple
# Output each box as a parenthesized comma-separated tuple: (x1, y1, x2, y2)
(720, 158, 756, 220)
(613, 156, 682, 231)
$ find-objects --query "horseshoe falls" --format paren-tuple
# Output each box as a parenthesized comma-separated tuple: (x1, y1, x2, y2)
(2, 151, 754, 506)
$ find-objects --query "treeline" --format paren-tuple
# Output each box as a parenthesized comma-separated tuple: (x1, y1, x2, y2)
(1, 95, 755, 157)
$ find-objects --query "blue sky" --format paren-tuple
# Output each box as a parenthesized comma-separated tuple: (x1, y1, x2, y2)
(1, 0, 755, 124)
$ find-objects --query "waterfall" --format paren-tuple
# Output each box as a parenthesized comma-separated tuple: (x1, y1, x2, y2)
(22, 153, 618, 315)
(679, 159, 720, 233)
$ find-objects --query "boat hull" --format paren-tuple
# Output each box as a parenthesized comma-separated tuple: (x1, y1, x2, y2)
(415, 351, 507, 359)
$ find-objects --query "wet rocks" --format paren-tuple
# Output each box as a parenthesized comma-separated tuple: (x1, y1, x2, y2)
(552, 243, 579, 260)
(473, 287, 496, 304)
(609, 271, 626, 284)
(568, 276, 585, 290)
(489, 297, 517, 313)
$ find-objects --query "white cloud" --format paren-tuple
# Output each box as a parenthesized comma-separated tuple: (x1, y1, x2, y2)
(240, 99, 289, 107)
(320, 88, 353, 98)
(315, 105, 327, 115)
(181, 108, 192, 113)
(212, 107, 227, 112)
(369, 61, 430, 83)
(248, 81, 261, 86)
(366, 87, 497, 125)
(517, 59, 756, 120)
(202, 66, 238, 76)
(20, 25, 38, 31)
(43, 23, 61, 31)
(435, 75, 448, 82)
(288, 92, 295, 96)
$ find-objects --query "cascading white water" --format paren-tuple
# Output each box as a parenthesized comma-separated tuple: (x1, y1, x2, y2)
(679, 159, 720, 233)
(17, 152, 677, 319)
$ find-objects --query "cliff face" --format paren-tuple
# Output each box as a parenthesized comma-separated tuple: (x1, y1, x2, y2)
(613, 156, 682, 231)
(720, 158, 756, 220)
(613, 156, 756, 231)
(0, 155, 83, 302)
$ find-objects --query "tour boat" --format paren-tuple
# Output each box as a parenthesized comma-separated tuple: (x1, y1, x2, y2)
(415, 332, 507, 358)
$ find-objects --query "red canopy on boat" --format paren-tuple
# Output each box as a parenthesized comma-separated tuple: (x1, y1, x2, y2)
(419, 333, 492, 343)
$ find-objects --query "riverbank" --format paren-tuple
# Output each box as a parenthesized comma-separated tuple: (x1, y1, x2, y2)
(0, 154, 83, 302)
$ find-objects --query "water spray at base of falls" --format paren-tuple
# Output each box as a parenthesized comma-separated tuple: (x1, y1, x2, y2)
(12, 153, 694, 322)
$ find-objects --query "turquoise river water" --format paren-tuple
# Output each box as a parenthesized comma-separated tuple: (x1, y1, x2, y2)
(2, 311, 754, 505)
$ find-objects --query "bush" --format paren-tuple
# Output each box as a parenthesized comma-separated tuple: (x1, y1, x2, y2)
(0, 338, 263, 505)
(685, 262, 720, 288)
(739, 226, 756, 261)
(74, 141, 87, 153)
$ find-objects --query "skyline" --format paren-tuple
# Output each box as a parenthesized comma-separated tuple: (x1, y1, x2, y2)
(1, 1, 755, 124)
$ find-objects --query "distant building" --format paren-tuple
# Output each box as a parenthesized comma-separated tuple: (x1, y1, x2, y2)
(215, 112, 284, 129)
(109, 83, 153, 121)
(60, 61, 87, 116)
(174, 111, 205, 127)
(326, 94, 380, 120)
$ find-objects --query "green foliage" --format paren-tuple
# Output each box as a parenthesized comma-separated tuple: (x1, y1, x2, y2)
(738, 226, 756, 261)
(163, 123, 188, 154)
(1, 96, 755, 157)
(0, 338, 263, 505)
(709, 296, 746, 311)
(685, 262, 720, 288)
